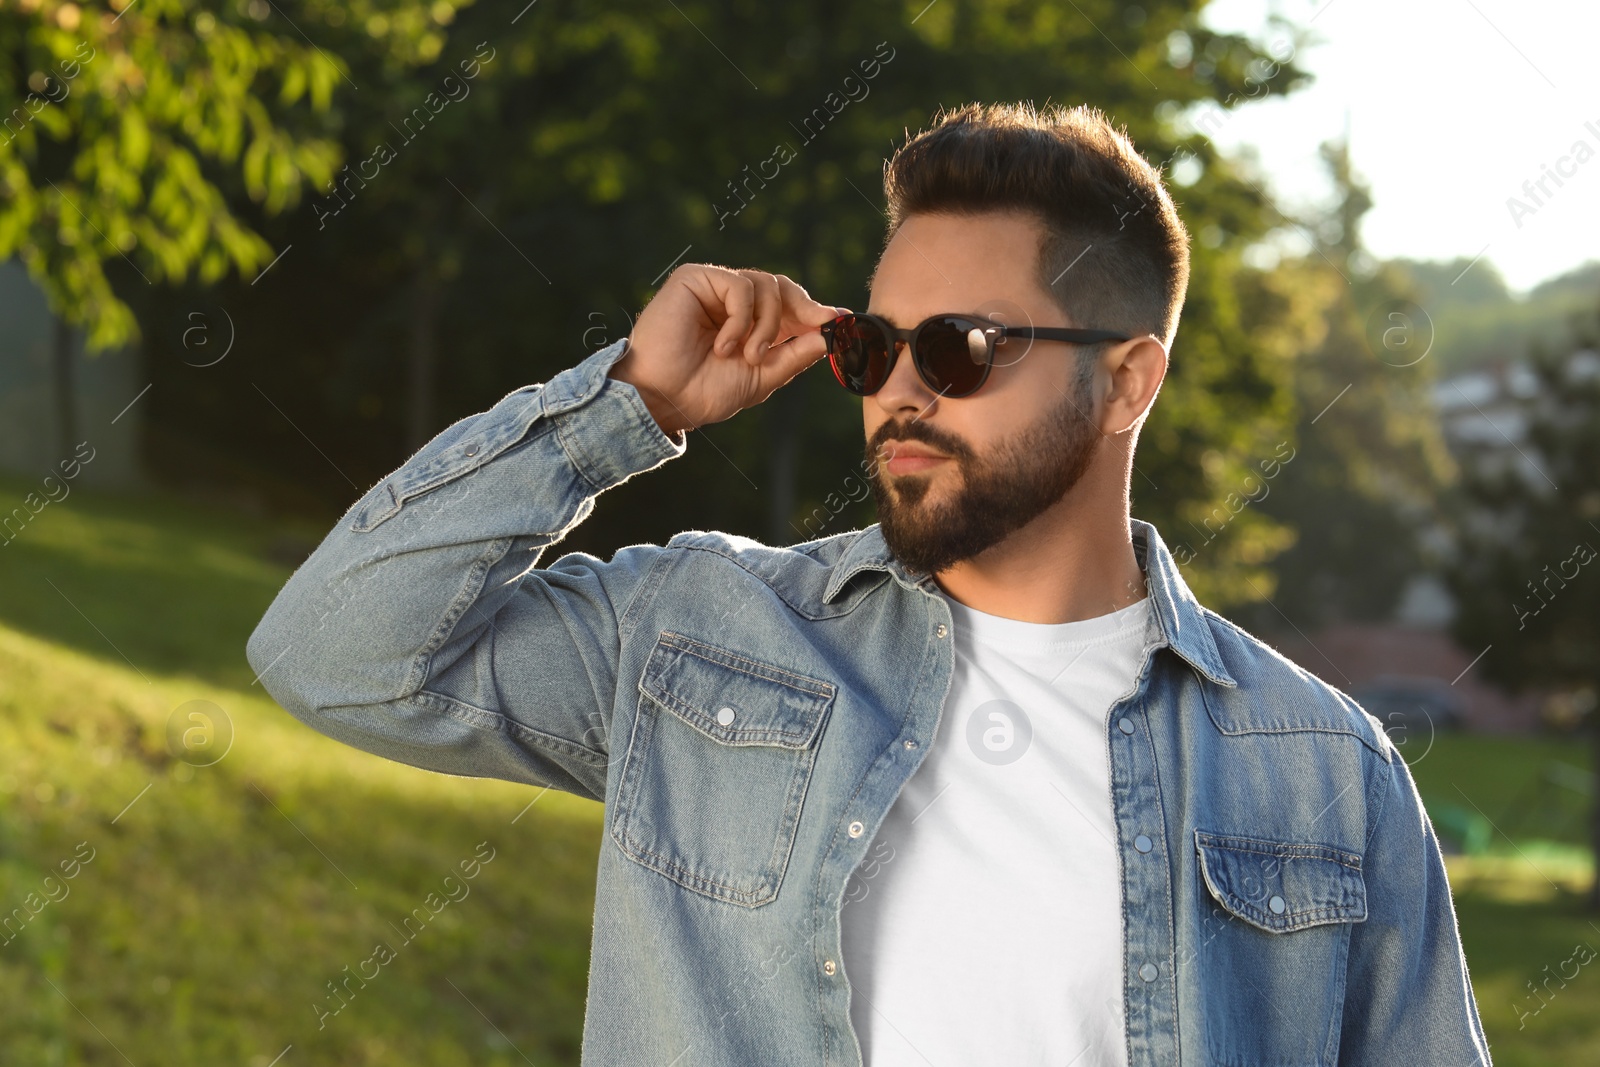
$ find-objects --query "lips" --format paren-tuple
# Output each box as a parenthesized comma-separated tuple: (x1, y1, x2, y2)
(884, 442, 946, 461)
(881, 440, 949, 475)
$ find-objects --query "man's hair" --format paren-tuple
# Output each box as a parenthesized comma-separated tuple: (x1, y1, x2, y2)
(882, 102, 1189, 351)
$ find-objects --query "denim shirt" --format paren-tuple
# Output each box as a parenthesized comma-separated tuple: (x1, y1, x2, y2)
(248, 338, 1491, 1067)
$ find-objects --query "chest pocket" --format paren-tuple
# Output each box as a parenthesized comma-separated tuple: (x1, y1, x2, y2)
(1192, 831, 1367, 1067)
(610, 631, 836, 907)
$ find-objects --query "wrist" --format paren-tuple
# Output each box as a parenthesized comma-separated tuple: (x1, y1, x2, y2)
(607, 367, 687, 438)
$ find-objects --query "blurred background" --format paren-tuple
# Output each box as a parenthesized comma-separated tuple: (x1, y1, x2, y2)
(1, 0, 1596, 1062)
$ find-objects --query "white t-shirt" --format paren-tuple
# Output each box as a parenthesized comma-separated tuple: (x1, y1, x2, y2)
(840, 590, 1154, 1067)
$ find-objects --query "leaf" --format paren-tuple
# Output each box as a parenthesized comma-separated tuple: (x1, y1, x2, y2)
(280, 59, 307, 106)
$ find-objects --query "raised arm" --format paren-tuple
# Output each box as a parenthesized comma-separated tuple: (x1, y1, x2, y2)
(246, 265, 838, 801)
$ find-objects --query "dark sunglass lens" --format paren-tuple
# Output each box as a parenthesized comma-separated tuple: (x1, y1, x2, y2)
(916, 318, 990, 397)
(829, 316, 892, 395)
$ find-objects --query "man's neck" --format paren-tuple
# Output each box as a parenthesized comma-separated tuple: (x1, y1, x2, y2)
(929, 477, 1146, 626)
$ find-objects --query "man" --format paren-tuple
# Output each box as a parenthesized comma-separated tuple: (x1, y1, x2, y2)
(249, 102, 1490, 1066)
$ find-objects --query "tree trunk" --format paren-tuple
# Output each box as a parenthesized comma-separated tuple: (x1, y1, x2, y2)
(765, 180, 821, 546)
(766, 382, 801, 544)
(407, 265, 440, 452)
(1591, 717, 1600, 911)
(52, 316, 76, 462)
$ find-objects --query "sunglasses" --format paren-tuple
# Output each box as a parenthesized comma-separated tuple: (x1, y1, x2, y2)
(821, 312, 1132, 399)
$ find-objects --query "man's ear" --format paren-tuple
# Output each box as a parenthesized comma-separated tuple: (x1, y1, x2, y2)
(1096, 336, 1168, 436)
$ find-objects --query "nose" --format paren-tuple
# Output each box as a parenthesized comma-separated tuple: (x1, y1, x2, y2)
(870, 339, 943, 419)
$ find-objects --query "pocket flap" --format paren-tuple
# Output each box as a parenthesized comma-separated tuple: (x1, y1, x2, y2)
(639, 631, 835, 748)
(1194, 830, 1366, 934)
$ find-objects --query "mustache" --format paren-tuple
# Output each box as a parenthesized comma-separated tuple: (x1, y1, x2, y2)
(868, 420, 971, 464)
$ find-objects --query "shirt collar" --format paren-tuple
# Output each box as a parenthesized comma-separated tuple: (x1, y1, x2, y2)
(823, 518, 1237, 688)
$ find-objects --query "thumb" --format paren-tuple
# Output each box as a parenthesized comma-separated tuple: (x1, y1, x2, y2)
(756, 276, 841, 387)
(758, 324, 831, 391)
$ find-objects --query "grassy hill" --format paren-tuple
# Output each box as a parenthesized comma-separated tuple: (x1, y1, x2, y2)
(1, 472, 1597, 1064)
(0, 474, 601, 1065)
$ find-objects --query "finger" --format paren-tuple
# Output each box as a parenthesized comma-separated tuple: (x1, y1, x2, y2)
(710, 270, 756, 357)
(743, 271, 783, 364)
(775, 274, 842, 331)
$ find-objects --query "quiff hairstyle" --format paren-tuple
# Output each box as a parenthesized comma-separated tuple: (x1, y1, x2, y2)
(882, 102, 1190, 351)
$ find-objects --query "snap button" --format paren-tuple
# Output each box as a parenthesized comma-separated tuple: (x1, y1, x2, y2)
(903, 739, 918, 749)
(715, 706, 736, 726)
(463, 441, 479, 457)
(1134, 834, 1153, 853)
(935, 624, 948, 639)
(848, 821, 864, 838)
(1118, 717, 1135, 735)
(1139, 962, 1158, 982)
(823, 959, 837, 976)
(1269, 894, 1286, 915)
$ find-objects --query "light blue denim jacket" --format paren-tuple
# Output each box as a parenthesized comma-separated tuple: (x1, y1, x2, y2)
(248, 338, 1491, 1067)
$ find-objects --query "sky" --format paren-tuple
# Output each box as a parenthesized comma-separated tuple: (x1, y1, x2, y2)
(1193, 0, 1599, 296)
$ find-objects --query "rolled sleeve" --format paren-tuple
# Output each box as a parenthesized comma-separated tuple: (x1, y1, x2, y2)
(246, 338, 686, 800)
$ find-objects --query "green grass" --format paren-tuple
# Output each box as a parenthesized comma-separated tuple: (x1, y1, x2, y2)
(1407, 731, 1594, 850)
(0, 474, 601, 1065)
(2, 472, 1599, 1064)
(1403, 731, 1600, 1065)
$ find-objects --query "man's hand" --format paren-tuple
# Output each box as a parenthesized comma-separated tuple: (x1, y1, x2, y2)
(609, 265, 841, 436)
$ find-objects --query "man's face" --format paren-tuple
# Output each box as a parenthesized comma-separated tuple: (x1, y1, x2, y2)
(863, 210, 1106, 576)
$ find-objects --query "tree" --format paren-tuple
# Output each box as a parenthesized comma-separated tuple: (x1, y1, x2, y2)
(1230, 134, 1455, 633)
(329, 0, 1326, 612)
(0, 0, 357, 348)
(12, 0, 1335, 617)
(1443, 301, 1600, 905)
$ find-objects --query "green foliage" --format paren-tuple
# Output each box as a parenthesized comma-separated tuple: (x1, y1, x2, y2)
(0, 0, 471, 350)
(1137, 235, 1310, 607)
(16, 0, 1335, 611)
(1233, 139, 1456, 629)
(300, 0, 1322, 607)
(1444, 302, 1600, 695)
(1438, 296, 1600, 917)
(1396, 257, 1600, 375)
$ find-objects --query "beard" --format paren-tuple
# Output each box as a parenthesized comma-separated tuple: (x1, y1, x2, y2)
(867, 380, 1100, 576)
